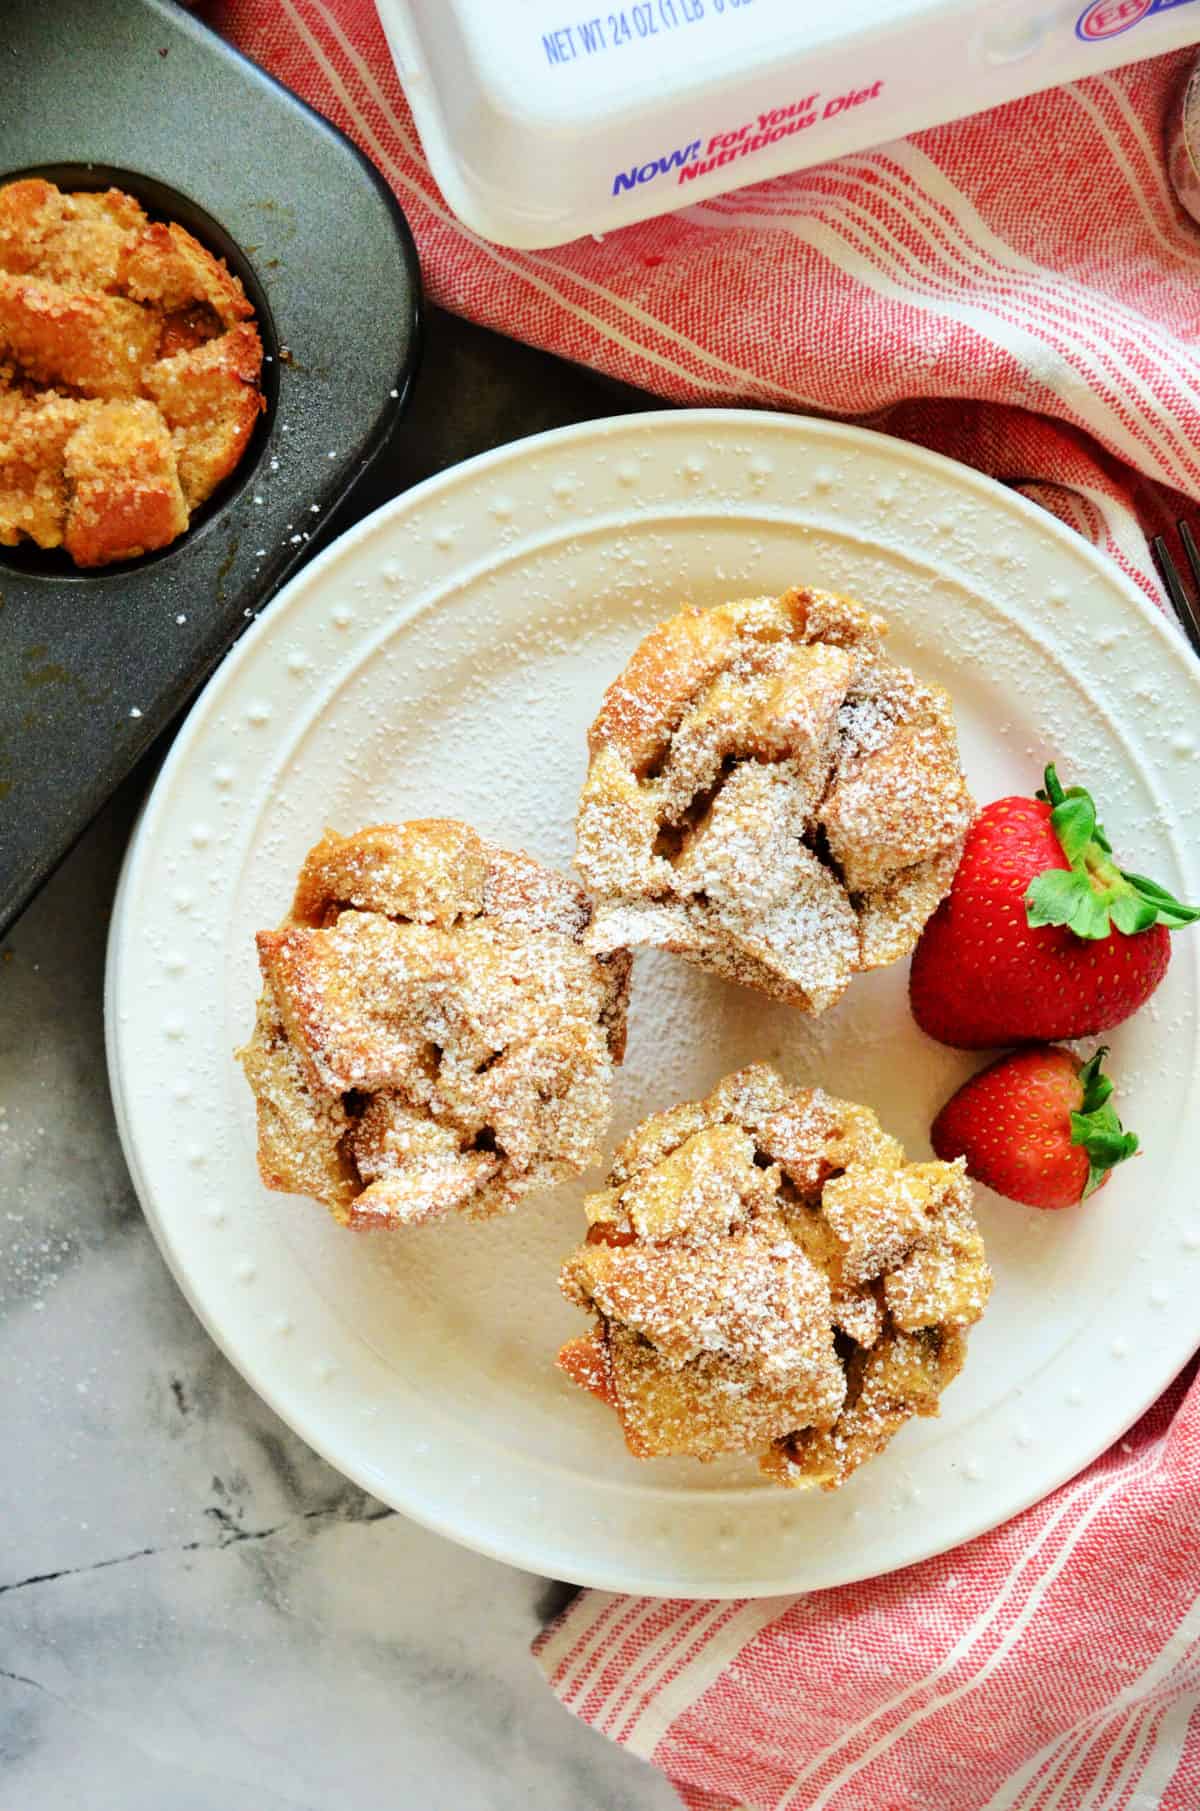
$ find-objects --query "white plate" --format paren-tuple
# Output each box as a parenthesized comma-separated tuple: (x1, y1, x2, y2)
(107, 411, 1200, 1597)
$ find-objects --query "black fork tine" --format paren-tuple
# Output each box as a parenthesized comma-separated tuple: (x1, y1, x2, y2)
(1151, 529, 1200, 658)
(1175, 522, 1200, 644)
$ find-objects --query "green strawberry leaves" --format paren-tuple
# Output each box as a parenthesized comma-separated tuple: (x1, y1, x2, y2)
(1038, 771, 1098, 864)
(1108, 890, 1160, 936)
(1026, 764, 1200, 941)
(1118, 871, 1200, 930)
(1026, 869, 1111, 939)
(1069, 1048, 1139, 1198)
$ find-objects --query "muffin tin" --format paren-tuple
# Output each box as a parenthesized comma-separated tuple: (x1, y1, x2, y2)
(0, 0, 421, 935)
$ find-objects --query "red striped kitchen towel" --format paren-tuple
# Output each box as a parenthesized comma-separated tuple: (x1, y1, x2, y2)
(210, 5, 1200, 1805)
(534, 1361, 1200, 1811)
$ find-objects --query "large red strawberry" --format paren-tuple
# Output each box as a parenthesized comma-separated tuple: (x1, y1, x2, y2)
(931, 1045, 1138, 1211)
(910, 764, 1197, 1047)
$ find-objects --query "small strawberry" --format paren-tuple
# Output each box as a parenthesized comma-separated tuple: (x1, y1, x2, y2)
(910, 764, 1198, 1047)
(931, 1045, 1138, 1210)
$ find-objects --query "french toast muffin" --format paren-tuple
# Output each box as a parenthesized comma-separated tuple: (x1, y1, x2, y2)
(0, 176, 263, 566)
(239, 821, 631, 1229)
(558, 1064, 991, 1489)
(576, 587, 975, 1011)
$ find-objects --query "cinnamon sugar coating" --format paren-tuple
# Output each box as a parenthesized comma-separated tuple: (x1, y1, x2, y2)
(576, 588, 975, 1010)
(238, 821, 631, 1229)
(0, 177, 263, 566)
(557, 1064, 990, 1488)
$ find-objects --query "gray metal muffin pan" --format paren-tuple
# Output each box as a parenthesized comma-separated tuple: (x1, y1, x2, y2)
(0, 0, 421, 934)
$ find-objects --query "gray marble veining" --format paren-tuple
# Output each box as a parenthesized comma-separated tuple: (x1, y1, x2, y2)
(0, 312, 676, 1811)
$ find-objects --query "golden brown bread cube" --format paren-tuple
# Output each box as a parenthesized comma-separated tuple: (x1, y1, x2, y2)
(0, 179, 145, 288)
(557, 1064, 991, 1489)
(0, 270, 160, 399)
(118, 219, 255, 327)
(143, 322, 263, 509)
(62, 398, 188, 567)
(0, 388, 85, 549)
(763, 1325, 969, 1490)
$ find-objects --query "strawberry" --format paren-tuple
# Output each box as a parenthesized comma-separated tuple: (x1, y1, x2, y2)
(931, 1045, 1138, 1210)
(909, 764, 1198, 1047)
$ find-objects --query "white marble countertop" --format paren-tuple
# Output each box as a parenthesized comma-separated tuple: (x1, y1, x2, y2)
(0, 783, 679, 1809)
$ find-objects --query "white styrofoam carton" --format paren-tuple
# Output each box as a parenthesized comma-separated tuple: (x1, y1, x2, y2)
(375, 0, 1200, 247)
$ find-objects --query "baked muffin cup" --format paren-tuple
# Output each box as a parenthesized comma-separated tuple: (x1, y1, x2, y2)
(239, 820, 632, 1229)
(558, 1063, 992, 1489)
(576, 586, 976, 1011)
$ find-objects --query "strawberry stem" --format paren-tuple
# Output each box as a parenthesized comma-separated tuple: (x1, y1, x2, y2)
(1070, 1047, 1139, 1198)
(1026, 764, 1200, 940)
